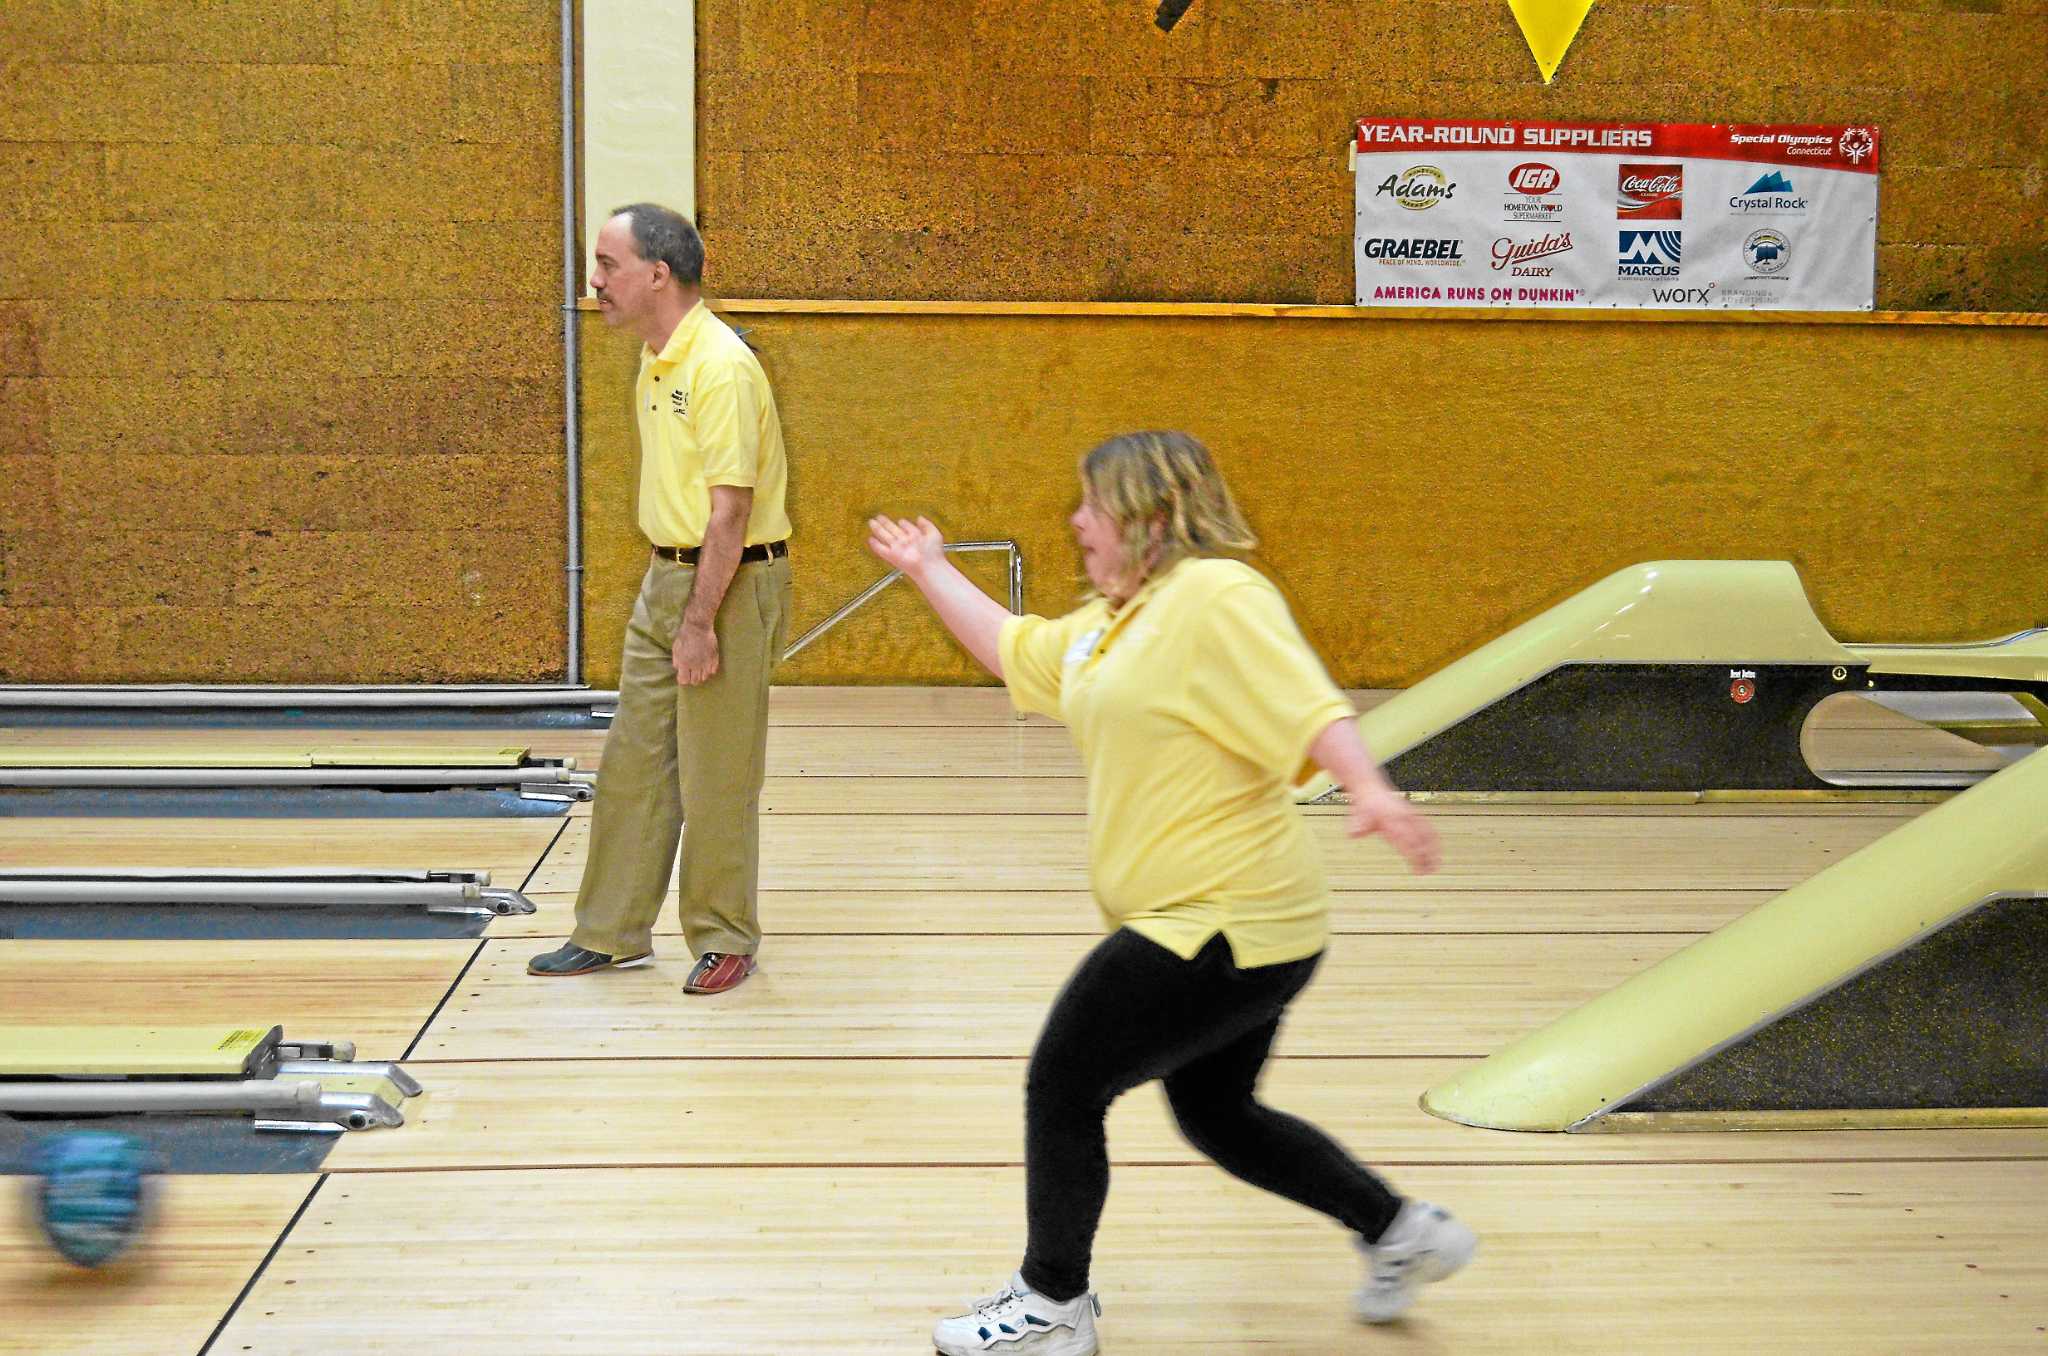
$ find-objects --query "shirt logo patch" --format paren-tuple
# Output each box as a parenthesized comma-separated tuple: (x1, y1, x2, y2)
(669, 387, 690, 417)
(1064, 627, 1105, 667)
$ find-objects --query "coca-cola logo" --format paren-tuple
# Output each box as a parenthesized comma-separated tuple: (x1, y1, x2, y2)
(1617, 163, 1682, 219)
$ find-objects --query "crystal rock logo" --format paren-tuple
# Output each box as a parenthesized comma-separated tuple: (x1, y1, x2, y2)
(1375, 165, 1457, 211)
(1618, 230, 1681, 277)
(1731, 170, 1808, 214)
(1617, 164, 1682, 219)
(1743, 227, 1790, 276)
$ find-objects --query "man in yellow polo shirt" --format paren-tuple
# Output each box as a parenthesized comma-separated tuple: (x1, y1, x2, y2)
(529, 202, 792, 996)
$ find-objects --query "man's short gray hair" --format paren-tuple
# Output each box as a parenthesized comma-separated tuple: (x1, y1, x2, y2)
(610, 202, 704, 285)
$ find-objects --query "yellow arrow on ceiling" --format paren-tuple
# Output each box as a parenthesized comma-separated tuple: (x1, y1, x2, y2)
(1508, 0, 1595, 83)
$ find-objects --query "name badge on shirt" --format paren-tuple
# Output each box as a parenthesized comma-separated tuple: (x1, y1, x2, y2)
(1064, 627, 1105, 667)
(669, 388, 690, 417)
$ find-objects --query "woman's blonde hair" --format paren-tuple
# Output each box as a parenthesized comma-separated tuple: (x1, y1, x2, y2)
(1080, 430, 1258, 595)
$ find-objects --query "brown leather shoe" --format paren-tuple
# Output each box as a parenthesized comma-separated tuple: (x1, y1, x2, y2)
(682, 951, 756, 994)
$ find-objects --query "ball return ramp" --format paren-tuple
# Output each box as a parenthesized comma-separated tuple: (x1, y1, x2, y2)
(1350, 561, 2047, 796)
(1421, 748, 2048, 1133)
(0, 1025, 421, 1173)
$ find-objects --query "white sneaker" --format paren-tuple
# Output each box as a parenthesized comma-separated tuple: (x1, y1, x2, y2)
(1353, 1200, 1477, 1323)
(933, 1271, 1101, 1355)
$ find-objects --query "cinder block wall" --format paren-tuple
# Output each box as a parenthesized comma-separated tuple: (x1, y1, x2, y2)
(0, 1, 567, 682)
(696, 0, 2047, 308)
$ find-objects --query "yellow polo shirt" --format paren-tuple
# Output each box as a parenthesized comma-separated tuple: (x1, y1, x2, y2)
(998, 557, 1357, 967)
(635, 302, 793, 548)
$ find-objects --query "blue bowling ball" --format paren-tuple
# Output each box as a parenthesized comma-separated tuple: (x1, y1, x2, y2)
(29, 1131, 158, 1268)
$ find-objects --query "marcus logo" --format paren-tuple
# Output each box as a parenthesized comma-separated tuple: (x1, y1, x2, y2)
(669, 387, 690, 417)
(1617, 230, 1681, 278)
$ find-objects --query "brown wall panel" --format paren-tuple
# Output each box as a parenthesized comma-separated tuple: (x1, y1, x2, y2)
(0, 8, 567, 682)
(577, 309, 2048, 689)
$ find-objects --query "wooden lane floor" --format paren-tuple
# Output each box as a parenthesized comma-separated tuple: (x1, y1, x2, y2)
(415, 932, 1697, 1061)
(210, 1161, 2048, 1354)
(0, 687, 1995, 780)
(325, 1055, 2048, 1172)
(0, 940, 478, 1061)
(0, 816, 567, 891)
(509, 885, 1787, 937)
(522, 808, 1916, 897)
(0, 1173, 315, 1356)
(510, 800, 1922, 939)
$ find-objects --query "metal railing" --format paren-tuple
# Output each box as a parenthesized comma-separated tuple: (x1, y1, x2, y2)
(782, 540, 1025, 662)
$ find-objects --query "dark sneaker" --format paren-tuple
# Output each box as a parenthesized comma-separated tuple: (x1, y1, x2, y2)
(682, 951, 756, 994)
(526, 942, 652, 977)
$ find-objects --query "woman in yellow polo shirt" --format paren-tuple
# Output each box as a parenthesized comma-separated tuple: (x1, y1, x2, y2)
(868, 431, 1474, 1356)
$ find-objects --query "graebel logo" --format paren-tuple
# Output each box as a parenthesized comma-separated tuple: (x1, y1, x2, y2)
(1617, 163, 1683, 219)
(1360, 238, 1466, 266)
(1375, 165, 1456, 211)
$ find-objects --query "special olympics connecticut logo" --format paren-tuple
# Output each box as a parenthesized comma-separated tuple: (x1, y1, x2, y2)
(1840, 127, 1875, 164)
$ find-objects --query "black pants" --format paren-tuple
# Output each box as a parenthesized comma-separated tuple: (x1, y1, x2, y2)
(1020, 928, 1404, 1302)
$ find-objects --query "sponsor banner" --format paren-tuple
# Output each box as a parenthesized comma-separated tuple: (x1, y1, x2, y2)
(1353, 119, 1878, 310)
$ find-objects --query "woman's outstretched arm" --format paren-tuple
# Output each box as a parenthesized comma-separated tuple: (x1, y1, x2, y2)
(867, 515, 1009, 680)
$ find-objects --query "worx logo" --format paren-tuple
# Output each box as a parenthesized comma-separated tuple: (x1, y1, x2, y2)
(1651, 286, 1715, 304)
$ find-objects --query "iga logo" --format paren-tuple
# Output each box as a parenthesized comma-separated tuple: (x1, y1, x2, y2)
(1375, 165, 1457, 211)
(1618, 230, 1681, 277)
(1503, 161, 1565, 220)
(1743, 227, 1790, 275)
(1617, 163, 1682, 218)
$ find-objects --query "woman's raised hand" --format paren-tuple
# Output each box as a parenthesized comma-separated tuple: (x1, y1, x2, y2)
(867, 515, 948, 579)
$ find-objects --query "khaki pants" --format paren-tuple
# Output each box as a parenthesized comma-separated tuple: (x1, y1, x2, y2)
(571, 552, 792, 959)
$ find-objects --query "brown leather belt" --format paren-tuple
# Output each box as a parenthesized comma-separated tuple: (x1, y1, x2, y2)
(653, 540, 788, 565)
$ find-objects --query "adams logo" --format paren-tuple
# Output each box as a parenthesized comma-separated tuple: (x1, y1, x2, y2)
(1618, 230, 1681, 278)
(1375, 165, 1457, 211)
